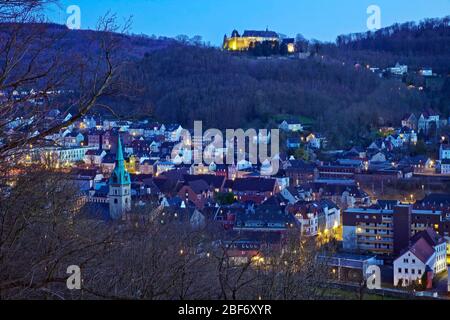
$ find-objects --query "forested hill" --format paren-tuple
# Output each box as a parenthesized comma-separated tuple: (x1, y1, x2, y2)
(124, 45, 426, 147)
(331, 16, 450, 73)
(3, 18, 450, 148)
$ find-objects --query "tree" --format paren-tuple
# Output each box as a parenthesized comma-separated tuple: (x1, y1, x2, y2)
(0, 2, 128, 161)
(215, 192, 235, 205)
(410, 140, 427, 156)
(175, 34, 189, 44)
(294, 147, 309, 161)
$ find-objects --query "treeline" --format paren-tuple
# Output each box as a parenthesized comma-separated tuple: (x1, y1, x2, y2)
(248, 40, 294, 57)
(331, 16, 450, 73)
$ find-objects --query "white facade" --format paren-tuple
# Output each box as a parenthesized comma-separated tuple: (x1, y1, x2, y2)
(440, 145, 450, 160)
(296, 205, 340, 237)
(393, 241, 447, 287)
(435, 241, 447, 274)
(389, 64, 408, 75)
(279, 121, 303, 132)
(394, 251, 429, 287)
(441, 164, 450, 175)
(109, 182, 131, 220)
(30, 146, 96, 165)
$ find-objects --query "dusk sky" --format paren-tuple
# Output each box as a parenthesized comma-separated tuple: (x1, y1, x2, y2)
(49, 0, 449, 45)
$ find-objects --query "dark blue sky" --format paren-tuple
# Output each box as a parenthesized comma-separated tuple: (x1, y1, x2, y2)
(48, 0, 449, 45)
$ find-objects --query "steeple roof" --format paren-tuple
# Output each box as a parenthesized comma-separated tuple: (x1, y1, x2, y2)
(109, 135, 130, 185)
(116, 134, 124, 162)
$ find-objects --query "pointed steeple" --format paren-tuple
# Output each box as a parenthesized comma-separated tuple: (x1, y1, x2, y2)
(116, 135, 124, 163)
(109, 135, 130, 185)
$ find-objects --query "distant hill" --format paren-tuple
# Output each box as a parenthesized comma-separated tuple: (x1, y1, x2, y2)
(2, 20, 449, 148)
(0, 22, 176, 60)
(331, 16, 450, 73)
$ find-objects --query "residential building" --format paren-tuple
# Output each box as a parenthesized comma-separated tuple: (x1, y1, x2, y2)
(343, 205, 445, 256)
(393, 228, 447, 287)
(418, 109, 440, 134)
(279, 120, 304, 132)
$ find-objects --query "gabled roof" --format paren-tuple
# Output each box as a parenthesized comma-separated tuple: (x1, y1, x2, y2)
(71, 168, 99, 179)
(242, 30, 279, 38)
(86, 149, 104, 156)
(185, 180, 211, 194)
(421, 108, 440, 118)
(410, 228, 446, 248)
(228, 178, 276, 193)
(408, 238, 435, 264)
(418, 193, 450, 206)
(402, 113, 416, 121)
(183, 174, 225, 189)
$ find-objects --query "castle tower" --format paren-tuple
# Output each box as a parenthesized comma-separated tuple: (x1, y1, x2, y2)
(109, 135, 131, 220)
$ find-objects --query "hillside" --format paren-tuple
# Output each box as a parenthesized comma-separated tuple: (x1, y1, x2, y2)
(124, 45, 427, 147)
(331, 16, 450, 73)
(2, 19, 449, 148)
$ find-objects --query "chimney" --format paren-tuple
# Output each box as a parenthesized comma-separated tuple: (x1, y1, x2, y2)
(393, 205, 412, 256)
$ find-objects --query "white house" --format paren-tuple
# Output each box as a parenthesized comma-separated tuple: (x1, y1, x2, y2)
(64, 132, 85, 147)
(84, 149, 107, 166)
(389, 63, 408, 76)
(418, 110, 440, 134)
(279, 120, 304, 132)
(420, 68, 433, 77)
(306, 133, 323, 149)
(394, 229, 447, 288)
(439, 145, 450, 174)
(386, 134, 403, 148)
(440, 144, 450, 160)
(293, 200, 341, 237)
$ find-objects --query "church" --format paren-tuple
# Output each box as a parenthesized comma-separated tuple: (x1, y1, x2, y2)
(83, 136, 132, 221)
(108, 136, 131, 219)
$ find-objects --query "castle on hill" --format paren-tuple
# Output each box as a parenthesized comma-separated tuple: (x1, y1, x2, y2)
(223, 28, 295, 53)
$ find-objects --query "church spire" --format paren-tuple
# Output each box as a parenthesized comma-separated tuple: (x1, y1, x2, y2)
(110, 135, 130, 186)
(116, 135, 124, 163)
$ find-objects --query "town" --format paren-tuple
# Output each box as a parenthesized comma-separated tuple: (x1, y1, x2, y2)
(3, 80, 450, 297)
(1, 0, 450, 305)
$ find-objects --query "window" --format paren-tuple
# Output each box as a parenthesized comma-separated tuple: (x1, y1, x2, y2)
(418, 270, 422, 275)
(114, 199, 118, 204)
(412, 269, 415, 275)
(405, 268, 409, 274)
(398, 268, 402, 273)
(412, 259, 416, 264)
